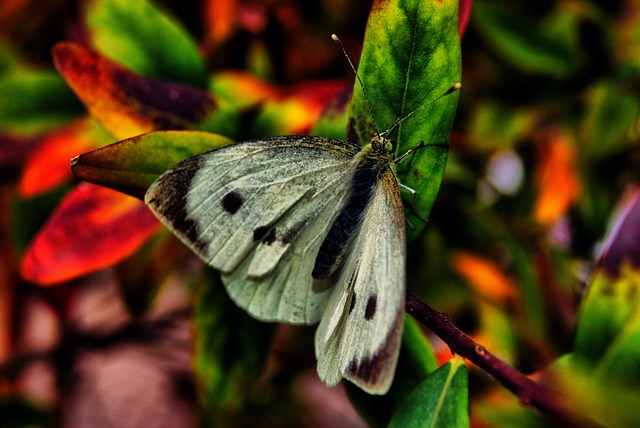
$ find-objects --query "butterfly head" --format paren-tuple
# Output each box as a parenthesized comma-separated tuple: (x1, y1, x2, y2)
(371, 133, 393, 150)
(370, 134, 396, 159)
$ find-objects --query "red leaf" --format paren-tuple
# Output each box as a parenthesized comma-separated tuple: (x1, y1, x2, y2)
(18, 119, 109, 198)
(52, 42, 217, 139)
(21, 183, 161, 285)
(459, 0, 473, 37)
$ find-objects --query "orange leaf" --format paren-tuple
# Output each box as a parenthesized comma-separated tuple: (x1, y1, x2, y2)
(202, 0, 239, 52)
(52, 42, 217, 139)
(20, 183, 161, 285)
(533, 128, 581, 226)
(283, 81, 348, 134)
(256, 80, 348, 135)
(451, 250, 519, 304)
(18, 119, 109, 198)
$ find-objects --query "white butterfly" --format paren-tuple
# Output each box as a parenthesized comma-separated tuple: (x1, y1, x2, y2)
(145, 132, 405, 393)
(144, 41, 459, 393)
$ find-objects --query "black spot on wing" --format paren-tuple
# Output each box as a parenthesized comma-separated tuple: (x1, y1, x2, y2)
(253, 225, 276, 244)
(264, 229, 277, 245)
(364, 295, 377, 320)
(222, 191, 244, 214)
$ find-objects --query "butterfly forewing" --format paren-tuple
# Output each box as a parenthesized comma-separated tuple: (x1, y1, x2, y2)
(223, 168, 352, 323)
(315, 168, 406, 394)
(145, 136, 360, 324)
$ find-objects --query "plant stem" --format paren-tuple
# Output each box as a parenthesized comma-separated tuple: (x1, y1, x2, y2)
(405, 290, 598, 428)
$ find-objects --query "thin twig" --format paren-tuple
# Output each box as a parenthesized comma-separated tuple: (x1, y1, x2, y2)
(405, 290, 598, 428)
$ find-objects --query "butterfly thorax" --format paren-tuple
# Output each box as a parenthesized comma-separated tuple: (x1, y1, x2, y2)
(311, 135, 395, 280)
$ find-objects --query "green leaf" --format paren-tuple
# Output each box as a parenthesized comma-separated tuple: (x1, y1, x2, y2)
(579, 80, 640, 160)
(388, 356, 469, 428)
(71, 131, 234, 199)
(549, 355, 640, 428)
(595, 311, 640, 382)
(472, 2, 579, 77)
(402, 315, 439, 375)
(573, 273, 640, 366)
(545, 190, 640, 425)
(346, 316, 438, 427)
(573, 190, 640, 367)
(349, 0, 461, 240)
(311, 90, 351, 141)
(86, 0, 208, 88)
(0, 71, 83, 136)
(467, 102, 539, 150)
(194, 268, 275, 420)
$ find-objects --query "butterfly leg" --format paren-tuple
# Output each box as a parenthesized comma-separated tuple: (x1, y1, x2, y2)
(399, 183, 428, 227)
(399, 182, 417, 206)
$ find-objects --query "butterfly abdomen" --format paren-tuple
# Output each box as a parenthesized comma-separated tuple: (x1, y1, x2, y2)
(312, 144, 393, 279)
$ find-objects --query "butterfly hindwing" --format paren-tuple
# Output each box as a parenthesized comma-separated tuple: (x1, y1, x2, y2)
(315, 168, 406, 394)
(222, 177, 348, 323)
(145, 136, 360, 324)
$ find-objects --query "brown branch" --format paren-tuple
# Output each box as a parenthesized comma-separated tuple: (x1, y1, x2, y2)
(405, 290, 599, 428)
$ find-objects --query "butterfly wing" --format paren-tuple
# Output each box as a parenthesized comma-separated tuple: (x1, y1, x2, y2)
(145, 136, 359, 324)
(314, 168, 406, 394)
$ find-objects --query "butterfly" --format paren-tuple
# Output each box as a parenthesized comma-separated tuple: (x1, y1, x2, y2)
(144, 36, 459, 394)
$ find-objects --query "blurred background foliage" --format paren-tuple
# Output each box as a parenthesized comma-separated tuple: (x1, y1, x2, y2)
(0, 0, 639, 427)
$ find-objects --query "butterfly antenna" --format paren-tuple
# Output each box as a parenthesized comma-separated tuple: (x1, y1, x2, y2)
(383, 82, 461, 137)
(331, 34, 381, 137)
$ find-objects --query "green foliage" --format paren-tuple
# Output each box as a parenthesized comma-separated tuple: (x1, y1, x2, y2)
(349, 0, 461, 239)
(0, 71, 82, 135)
(388, 357, 468, 428)
(472, 2, 581, 77)
(2, 0, 640, 427)
(579, 80, 640, 159)
(541, 193, 640, 427)
(86, 0, 208, 88)
(194, 269, 275, 422)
